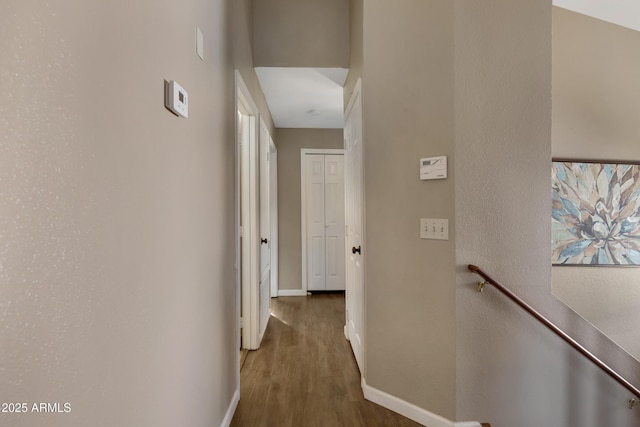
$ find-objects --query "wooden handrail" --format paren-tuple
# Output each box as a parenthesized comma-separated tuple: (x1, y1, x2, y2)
(468, 264, 640, 400)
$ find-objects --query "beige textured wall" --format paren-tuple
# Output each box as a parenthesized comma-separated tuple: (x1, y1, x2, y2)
(253, 0, 350, 68)
(455, 1, 640, 426)
(275, 128, 344, 291)
(552, 7, 640, 362)
(233, 0, 275, 134)
(552, 7, 640, 159)
(0, 0, 271, 426)
(362, 0, 456, 418)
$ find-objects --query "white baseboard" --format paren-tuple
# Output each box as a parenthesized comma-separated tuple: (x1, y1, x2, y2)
(361, 378, 480, 427)
(277, 289, 308, 297)
(221, 389, 240, 427)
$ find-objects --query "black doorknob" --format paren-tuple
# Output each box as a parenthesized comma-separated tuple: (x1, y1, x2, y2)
(261, 238, 268, 244)
(352, 246, 361, 255)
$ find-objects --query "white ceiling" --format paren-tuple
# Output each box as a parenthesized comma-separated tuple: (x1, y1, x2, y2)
(554, 0, 640, 31)
(255, 67, 348, 129)
(257, 2, 638, 130)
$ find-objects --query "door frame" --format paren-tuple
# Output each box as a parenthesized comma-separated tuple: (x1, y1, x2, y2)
(300, 148, 345, 293)
(235, 70, 261, 351)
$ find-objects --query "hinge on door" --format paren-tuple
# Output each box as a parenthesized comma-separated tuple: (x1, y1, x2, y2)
(240, 316, 244, 328)
(239, 226, 243, 237)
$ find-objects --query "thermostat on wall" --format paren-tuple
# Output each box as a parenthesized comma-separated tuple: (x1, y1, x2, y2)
(165, 80, 189, 118)
(420, 156, 447, 180)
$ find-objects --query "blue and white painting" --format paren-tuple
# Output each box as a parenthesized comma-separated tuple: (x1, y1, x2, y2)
(552, 161, 640, 266)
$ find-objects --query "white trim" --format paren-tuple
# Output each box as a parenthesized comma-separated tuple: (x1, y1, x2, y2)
(220, 389, 240, 427)
(233, 71, 242, 395)
(300, 148, 346, 292)
(361, 378, 481, 427)
(344, 78, 362, 122)
(277, 289, 308, 297)
(235, 70, 261, 351)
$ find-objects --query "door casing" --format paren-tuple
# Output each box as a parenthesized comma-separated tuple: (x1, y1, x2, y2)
(235, 70, 261, 351)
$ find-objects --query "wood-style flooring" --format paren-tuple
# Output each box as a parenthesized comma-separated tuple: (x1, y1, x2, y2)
(231, 293, 422, 427)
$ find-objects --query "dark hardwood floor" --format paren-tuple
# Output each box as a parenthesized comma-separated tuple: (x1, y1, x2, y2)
(231, 293, 423, 427)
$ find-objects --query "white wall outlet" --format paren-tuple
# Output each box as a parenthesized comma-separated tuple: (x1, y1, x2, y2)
(420, 218, 449, 240)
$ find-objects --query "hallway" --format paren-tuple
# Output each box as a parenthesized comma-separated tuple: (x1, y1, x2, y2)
(231, 294, 421, 426)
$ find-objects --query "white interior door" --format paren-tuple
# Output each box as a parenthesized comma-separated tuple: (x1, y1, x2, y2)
(258, 120, 272, 340)
(344, 79, 364, 372)
(306, 154, 327, 291)
(304, 153, 345, 292)
(269, 144, 279, 298)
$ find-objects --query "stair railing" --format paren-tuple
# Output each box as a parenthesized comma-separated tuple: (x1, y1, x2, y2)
(468, 264, 640, 408)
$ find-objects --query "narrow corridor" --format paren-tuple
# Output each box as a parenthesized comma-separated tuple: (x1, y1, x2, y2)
(231, 294, 421, 426)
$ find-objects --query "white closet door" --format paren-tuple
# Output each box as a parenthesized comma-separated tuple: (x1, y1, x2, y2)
(324, 155, 345, 290)
(305, 153, 345, 291)
(306, 155, 326, 291)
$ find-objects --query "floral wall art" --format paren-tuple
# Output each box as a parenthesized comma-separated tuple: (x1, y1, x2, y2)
(552, 160, 640, 266)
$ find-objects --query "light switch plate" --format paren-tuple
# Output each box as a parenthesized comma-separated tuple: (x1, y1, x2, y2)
(420, 218, 449, 240)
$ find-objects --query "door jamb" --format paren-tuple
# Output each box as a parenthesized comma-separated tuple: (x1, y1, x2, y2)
(235, 70, 261, 351)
